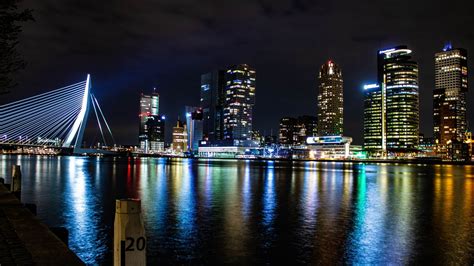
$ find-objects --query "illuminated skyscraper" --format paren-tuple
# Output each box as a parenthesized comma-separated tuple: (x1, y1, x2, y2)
(200, 70, 225, 141)
(433, 44, 468, 154)
(145, 115, 165, 152)
(185, 106, 203, 152)
(139, 90, 160, 152)
(379, 46, 419, 152)
(223, 64, 256, 140)
(364, 46, 419, 155)
(317, 60, 343, 136)
(363, 84, 384, 152)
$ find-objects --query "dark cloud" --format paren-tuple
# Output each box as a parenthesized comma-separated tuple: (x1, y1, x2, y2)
(3, 0, 474, 145)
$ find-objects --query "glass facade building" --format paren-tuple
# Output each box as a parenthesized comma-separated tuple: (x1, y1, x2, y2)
(317, 60, 343, 136)
(363, 84, 384, 151)
(433, 45, 468, 155)
(223, 64, 256, 140)
(364, 46, 419, 154)
(144, 115, 165, 152)
(185, 106, 203, 152)
(139, 91, 161, 152)
(200, 70, 225, 141)
(379, 46, 419, 152)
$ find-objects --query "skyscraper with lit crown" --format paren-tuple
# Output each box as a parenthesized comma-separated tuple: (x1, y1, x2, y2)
(379, 46, 419, 152)
(433, 44, 468, 155)
(363, 46, 419, 155)
(317, 60, 343, 136)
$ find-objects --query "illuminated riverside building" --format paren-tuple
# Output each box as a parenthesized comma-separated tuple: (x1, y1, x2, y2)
(171, 119, 187, 153)
(433, 44, 468, 157)
(250, 130, 263, 145)
(223, 64, 256, 140)
(306, 136, 352, 159)
(185, 106, 203, 152)
(279, 116, 317, 145)
(144, 115, 165, 152)
(201, 70, 226, 141)
(381, 46, 419, 153)
(279, 117, 298, 145)
(363, 84, 383, 152)
(298, 115, 318, 141)
(138, 90, 162, 152)
(317, 60, 343, 136)
(364, 46, 419, 156)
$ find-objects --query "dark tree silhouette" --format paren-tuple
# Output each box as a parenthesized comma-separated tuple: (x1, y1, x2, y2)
(0, 0, 33, 95)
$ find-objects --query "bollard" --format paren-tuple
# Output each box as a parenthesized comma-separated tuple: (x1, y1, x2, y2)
(114, 199, 146, 266)
(11, 165, 21, 200)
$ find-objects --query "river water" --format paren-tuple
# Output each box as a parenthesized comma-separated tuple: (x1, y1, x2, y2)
(0, 155, 473, 264)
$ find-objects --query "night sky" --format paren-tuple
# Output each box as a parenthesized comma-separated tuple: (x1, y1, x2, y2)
(3, 0, 474, 145)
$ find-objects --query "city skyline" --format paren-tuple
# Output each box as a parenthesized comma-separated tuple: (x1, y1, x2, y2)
(3, 0, 474, 145)
(2, 2, 474, 265)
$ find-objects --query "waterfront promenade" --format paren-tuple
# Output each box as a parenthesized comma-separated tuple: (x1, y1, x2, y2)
(0, 182, 83, 265)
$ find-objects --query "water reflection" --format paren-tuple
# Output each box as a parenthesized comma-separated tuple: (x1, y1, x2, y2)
(0, 156, 472, 264)
(64, 157, 106, 263)
(262, 163, 276, 229)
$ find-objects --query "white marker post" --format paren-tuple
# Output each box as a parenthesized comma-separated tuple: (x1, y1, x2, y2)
(114, 199, 146, 266)
(11, 165, 21, 200)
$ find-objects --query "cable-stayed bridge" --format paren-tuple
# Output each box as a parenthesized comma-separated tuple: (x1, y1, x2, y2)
(0, 74, 116, 154)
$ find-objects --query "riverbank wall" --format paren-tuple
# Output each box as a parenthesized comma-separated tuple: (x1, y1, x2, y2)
(0, 182, 83, 265)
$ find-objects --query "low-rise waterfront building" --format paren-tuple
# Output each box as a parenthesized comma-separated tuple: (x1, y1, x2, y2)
(306, 135, 352, 159)
(197, 139, 260, 158)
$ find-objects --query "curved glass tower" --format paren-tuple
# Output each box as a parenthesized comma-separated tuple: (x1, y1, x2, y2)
(364, 46, 420, 156)
(378, 46, 419, 152)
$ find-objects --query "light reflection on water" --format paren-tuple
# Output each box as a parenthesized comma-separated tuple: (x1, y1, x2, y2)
(0, 155, 473, 264)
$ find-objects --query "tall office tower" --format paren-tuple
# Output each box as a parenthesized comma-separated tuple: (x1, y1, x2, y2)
(139, 90, 159, 152)
(200, 70, 226, 141)
(171, 119, 188, 153)
(317, 60, 343, 136)
(378, 46, 419, 152)
(279, 117, 298, 145)
(223, 64, 256, 140)
(185, 106, 203, 152)
(433, 44, 468, 153)
(363, 84, 384, 152)
(146, 115, 165, 152)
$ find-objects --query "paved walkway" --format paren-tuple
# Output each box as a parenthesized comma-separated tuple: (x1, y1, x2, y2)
(0, 184, 83, 265)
